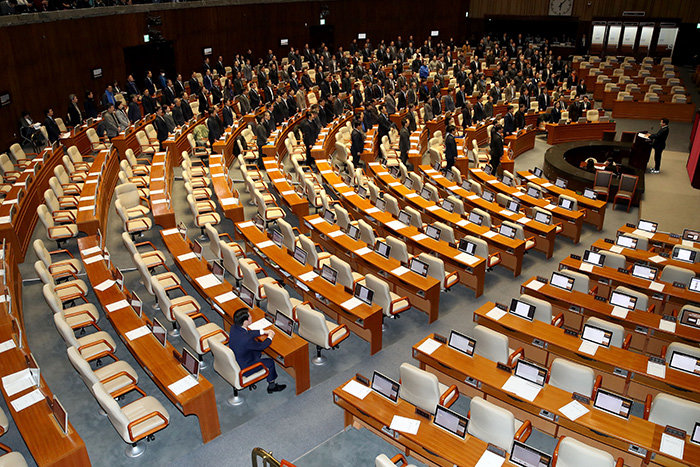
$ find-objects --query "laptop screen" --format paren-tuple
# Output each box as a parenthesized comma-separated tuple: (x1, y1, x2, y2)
(673, 248, 697, 263)
(398, 210, 411, 226)
(425, 225, 441, 240)
(638, 220, 657, 233)
(152, 318, 167, 347)
(514, 360, 548, 386)
(583, 250, 605, 267)
(692, 422, 700, 445)
(239, 285, 255, 308)
(631, 264, 657, 281)
(483, 164, 493, 175)
(376, 197, 387, 212)
(507, 200, 520, 213)
(271, 229, 284, 247)
(558, 197, 574, 210)
(499, 224, 516, 239)
(510, 440, 551, 467)
(468, 212, 483, 225)
(534, 211, 551, 224)
(433, 405, 468, 439)
(51, 397, 69, 435)
(581, 324, 612, 347)
(682, 229, 700, 242)
(610, 291, 637, 310)
(354, 283, 374, 305)
(441, 199, 454, 213)
(461, 180, 472, 191)
(371, 371, 400, 402)
(527, 186, 541, 199)
(502, 174, 512, 187)
(192, 240, 203, 257)
(550, 272, 574, 291)
(254, 214, 265, 231)
(482, 190, 495, 203)
(448, 330, 475, 356)
(182, 347, 200, 379)
(357, 185, 368, 199)
(420, 187, 432, 200)
(293, 246, 307, 265)
(321, 265, 337, 285)
(323, 210, 336, 223)
(275, 311, 295, 337)
(458, 239, 476, 255)
(409, 258, 429, 277)
(375, 240, 391, 258)
(347, 224, 360, 240)
(593, 389, 632, 419)
(668, 351, 700, 375)
(389, 166, 400, 178)
(555, 177, 567, 189)
(532, 167, 543, 178)
(583, 188, 597, 200)
(689, 277, 700, 293)
(509, 298, 536, 321)
(616, 235, 638, 249)
(403, 178, 413, 189)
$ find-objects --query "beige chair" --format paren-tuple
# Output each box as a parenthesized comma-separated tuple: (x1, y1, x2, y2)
(383, 194, 400, 216)
(43, 283, 100, 331)
(240, 261, 278, 304)
(446, 195, 465, 215)
(613, 285, 649, 311)
(53, 165, 82, 195)
(473, 325, 523, 366)
(417, 253, 458, 291)
(121, 232, 167, 271)
(92, 382, 169, 458)
(37, 204, 77, 249)
(9, 144, 35, 167)
(124, 149, 150, 176)
(210, 339, 269, 406)
(186, 194, 220, 239)
(33, 239, 83, 280)
(133, 253, 180, 304)
(296, 304, 349, 365)
(464, 235, 500, 270)
(471, 207, 491, 228)
(254, 190, 284, 227)
(357, 219, 377, 246)
(584, 316, 629, 349)
(0, 451, 28, 467)
(468, 396, 531, 453)
(174, 309, 227, 370)
(399, 363, 458, 413)
(643, 392, 700, 434)
(62, 156, 87, 182)
(151, 277, 201, 336)
(136, 130, 158, 156)
(116, 184, 152, 237)
(518, 294, 563, 326)
(329, 255, 364, 291)
(298, 234, 331, 270)
(501, 220, 536, 252)
(0, 154, 21, 182)
(364, 274, 410, 318)
(672, 244, 700, 263)
(278, 219, 301, 252)
(44, 189, 76, 224)
(549, 358, 599, 397)
(375, 454, 416, 467)
(119, 160, 149, 187)
(66, 145, 92, 171)
(86, 128, 109, 153)
(204, 223, 244, 260)
(264, 282, 304, 321)
(53, 313, 117, 364)
(221, 243, 260, 287)
(586, 109, 599, 122)
(552, 436, 621, 467)
(67, 346, 140, 399)
(34, 260, 88, 302)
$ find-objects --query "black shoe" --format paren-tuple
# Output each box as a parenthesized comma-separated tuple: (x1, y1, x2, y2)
(267, 383, 287, 393)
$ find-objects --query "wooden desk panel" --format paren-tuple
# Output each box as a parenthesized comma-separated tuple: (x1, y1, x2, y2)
(148, 152, 176, 229)
(612, 100, 695, 122)
(545, 122, 617, 145)
(75, 149, 118, 236)
(505, 128, 537, 159)
(617, 225, 700, 253)
(262, 157, 309, 230)
(310, 113, 354, 160)
(592, 239, 700, 275)
(110, 116, 155, 159)
(59, 120, 100, 155)
(208, 154, 244, 225)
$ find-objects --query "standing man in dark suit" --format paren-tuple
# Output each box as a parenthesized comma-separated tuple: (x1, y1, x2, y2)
(537, 90, 551, 112)
(489, 124, 504, 171)
(189, 72, 201, 96)
(399, 118, 410, 166)
(503, 105, 516, 136)
(301, 111, 319, 167)
(141, 89, 157, 115)
(207, 105, 223, 146)
(163, 79, 176, 106)
(514, 104, 526, 130)
(128, 94, 142, 123)
(154, 106, 169, 150)
(350, 119, 365, 167)
(144, 71, 156, 95)
(66, 94, 83, 127)
(229, 310, 285, 394)
(647, 118, 669, 174)
(222, 99, 236, 127)
(444, 125, 457, 170)
(377, 105, 392, 143)
(174, 74, 185, 98)
(44, 108, 60, 143)
(172, 99, 185, 127)
(181, 94, 194, 121)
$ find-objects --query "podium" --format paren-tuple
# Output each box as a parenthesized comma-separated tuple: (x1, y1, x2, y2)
(628, 133, 652, 170)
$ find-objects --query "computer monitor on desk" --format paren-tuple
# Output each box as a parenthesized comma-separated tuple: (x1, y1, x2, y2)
(532, 167, 543, 178)
(409, 258, 429, 277)
(181, 348, 200, 380)
(534, 211, 551, 224)
(354, 283, 374, 305)
(292, 246, 307, 265)
(468, 212, 483, 226)
(638, 219, 657, 233)
(347, 224, 360, 240)
(424, 225, 441, 241)
(499, 224, 516, 239)
(441, 199, 454, 213)
(668, 351, 700, 376)
(689, 277, 700, 293)
(583, 188, 597, 200)
(555, 177, 567, 189)
(672, 247, 697, 263)
(375, 197, 387, 212)
(506, 200, 520, 213)
(239, 285, 255, 308)
(448, 330, 475, 356)
(152, 318, 167, 347)
(682, 229, 700, 242)
(398, 210, 411, 226)
(581, 323, 612, 347)
(615, 235, 638, 250)
(513, 360, 548, 386)
(375, 240, 391, 258)
(510, 440, 551, 467)
(274, 311, 295, 337)
(593, 389, 632, 419)
(550, 272, 574, 291)
(583, 250, 605, 267)
(609, 290, 637, 311)
(458, 239, 477, 256)
(482, 190, 495, 203)
(558, 197, 574, 210)
(371, 371, 399, 403)
(509, 298, 536, 321)
(691, 422, 700, 445)
(321, 264, 337, 285)
(631, 263, 657, 281)
(526, 186, 541, 199)
(433, 405, 468, 439)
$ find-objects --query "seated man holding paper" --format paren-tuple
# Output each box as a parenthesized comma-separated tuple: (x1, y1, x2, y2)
(229, 309, 286, 393)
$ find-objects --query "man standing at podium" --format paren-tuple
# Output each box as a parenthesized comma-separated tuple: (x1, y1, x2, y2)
(647, 118, 669, 174)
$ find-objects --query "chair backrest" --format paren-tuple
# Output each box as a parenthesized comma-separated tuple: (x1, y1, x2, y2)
(91, 382, 131, 439)
(296, 305, 330, 349)
(385, 236, 409, 264)
(549, 358, 595, 396)
(33, 260, 56, 286)
(432, 221, 455, 244)
(240, 261, 262, 299)
(299, 234, 321, 268)
(173, 309, 200, 353)
(37, 204, 54, 230)
(0, 154, 14, 173)
(594, 170, 613, 189)
(496, 193, 512, 208)
(561, 270, 589, 294)
(472, 207, 491, 228)
(367, 181, 380, 204)
(468, 396, 516, 453)
(42, 283, 64, 314)
(53, 313, 79, 348)
(586, 109, 599, 122)
(329, 255, 356, 291)
(332, 205, 352, 231)
(210, 339, 243, 389)
(205, 223, 222, 259)
(134, 254, 155, 295)
(473, 325, 509, 364)
(10, 144, 28, 163)
(518, 294, 552, 324)
(363, 274, 390, 316)
(647, 393, 700, 434)
(67, 346, 100, 391)
(399, 363, 442, 413)
(264, 283, 294, 320)
(554, 437, 616, 467)
(405, 206, 423, 229)
(446, 195, 464, 215)
(418, 253, 446, 289)
(115, 182, 141, 209)
(277, 219, 297, 252)
(672, 245, 700, 263)
(613, 285, 648, 311)
(221, 243, 244, 280)
(558, 194, 578, 211)
(585, 316, 625, 348)
(384, 194, 400, 216)
(424, 184, 439, 203)
(599, 250, 626, 270)
(53, 165, 70, 185)
(357, 219, 376, 246)
(33, 239, 53, 268)
(67, 146, 83, 165)
(409, 172, 423, 192)
(618, 174, 638, 194)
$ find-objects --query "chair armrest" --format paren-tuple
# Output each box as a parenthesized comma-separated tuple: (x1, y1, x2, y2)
(48, 226, 75, 240)
(169, 285, 189, 297)
(128, 218, 151, 230)
(588, 285, 598, 295)
(54, 282, 84, 293)
(328, 324, 349, 347)
(49, 248, 75, 258)
(291, 301, 312, 322)
(515, 420, 532, 441)
(78, 338, 115, 354)
(199, 329, 227, 349)
(390, 454, 408, 466)
(508, 347, 525, 367)
(578, 208, 587, 218)
(551, 312, 564, 328)
(444, 270, 459, 286)
(0, 443, 11, 454)
(218, 232, 233, 242)
(239, 361, 270, 387)
(553, 221, 563, 231)
(101, 370, 138, 387)
(615, 458, 624, 467)
(592, 375, 602, 399)
(489, 251, 501, 264)
(58, 291, 88, 303)
(439, 384, 459, 408)
(127, 410, 169, 441)
(189, 312, 209, 323)
(622, 335, 632, 350)
(647, 303, 655, 314)
(53, 210, 76, 222)
(170, 298, 201, 314)
(643, 394, 652, 420)
(134, 240, 158, 251)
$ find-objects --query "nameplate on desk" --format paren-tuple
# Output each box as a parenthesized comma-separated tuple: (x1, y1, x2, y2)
(485, 306, 506, 321)
(125, 326, 151, 341)
(456, 219, 468, 227)
(483, 230, 497, 238)
(238, 221, 255, 228)
(2, 199, 18, 205)
(405, 193, 418, 198)
(516, 217, 531, 225)
(332, 183, 345, 189)
(168, 375, 199, 396)
(579, 262, 594, 272)
(94, 279, 116, 292)
(85, 179, 98, 184)
(81, 195, 95, 201)
(83, 254, 104, 264)
(658, 319, 676, 333)
(578, 340, 599, 356)
(281, 190, 295, 196)
(220, 197, 238, 206)
(388, 181, 401, 187)
(106, 299, 130, 312)
(320, 170, 332, 175)
(152, 199, 168, 205)
(308, 217, 324, 225)
(455, 252, 479, 266)
(196, 274, 221, 289)
(215, 291, 237, 304)
(177, 252, 197, 262)
(487, 179, 499, 185)
(0, 340, 16, 354)
(527, 280, 545, 291)
(411, 233, 429, 242)
(426, 205, 439, 212)
(611, 306, 628, 319)
(647, 358, 666, 378)
(354, 247, 372, 256)
(366, 207, 380, 214)
(558, 400, 589, 421)
(391, 266, 410, 277)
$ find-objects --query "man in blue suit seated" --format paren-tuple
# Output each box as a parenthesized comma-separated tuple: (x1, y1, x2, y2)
(229, 309, 286, 393)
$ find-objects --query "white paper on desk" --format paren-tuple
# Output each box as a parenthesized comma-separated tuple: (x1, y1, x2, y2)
(580, 262, 594, 272)
(411, 233, 429, 241)
(320, 170, 332, 175)
(609, 245, 624, 254)
(502, 375, 542, 401)
(125, 326, 151, 341)
(151, 189, 164, 195)
(499, 209, 513, 216)
(328, 230, 344, 238)
(281, 190, 295, 196)
(483, 230, 497, 238)
(466, 194, 479, 201)
(308, 217, 324, 225)
(82, 246, 101, 256)
(475, 450, 505, 467)
(0, 339, 16, 353)
(456, 219, 469, 227)
(332, 183, 345, 189)
(299, 271, 319, 282)
(487, 180, 499, 185)
(83, 254, 103, 265)
(177, 252, 197, 262)
(196, 274, 221, 289)
(648, 281, 665, 292)
(0, 216, 11, 224)
(2, 369, 36, 397)
(426, 205, 439, 211)
(94, 279, 115, 292)
(238, 221, 255, 228)
(215, 291, 237, 304)
(578, 340, 599, 356)
(377, 172, 389, 177)
(341, 297, 363, 310)
(405, 193, 419, 198)
(527, 280, 545, 291)
(417, 338, 442, 355)
(78, 205, 94, 211)
(447, 185, 460, 192)
(516, 217, 531, 225)
(455, 252, 479, 266)
(220, 197, 238, 206)
(161, 228, 178, 236)
(85, 179, 98, 184)
(355, 247, 373, 256)
(647, 360, 666, 378)
(513, 191, 525, 198)
(366, 207, 380, 214)
(648, 255, 666, 263)
(632, 229, 654, 239)
(389, 181, 401, 187)
(10, 388, 44, 412)
(272, 178, 285, 183)
(486, 307, 506, 321)
(390, 415, 421, 435)
(257, 240, 274, 249)
(342, 380, 372, 400)
(682, 240, 694, 247)
(248, 318, 272, 331)
(544, 203, 557, 210)
(168, 375, 198, 396)
(106, 299, 130, 312)
(659, 433, 685, 460)
(82, 195, 95, 201)
(152, 199, 167, 205)
(559, 400, 589, 421)
(386, 220, 406, 231)
(611, 306, 629, 319)
(391, 266, 410, 276)
(658, 319, 676, 333)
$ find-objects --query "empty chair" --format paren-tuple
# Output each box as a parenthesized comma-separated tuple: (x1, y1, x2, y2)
(613, 174, 638, 212)
(37, 204, 78, 249)
(671, 244, 700, 263)
(548, 358, 598, 397)
(121, 232, 167, 271)
(446, 195, 465, 215)
(134, 253, 181, 302)
(330, 255, 364, 291)
(532, 207, 563, 234)
(174, 309, 227, 369)
(187, 194, 220, 239)
(333, 205, 354, 231)
(422, 183, 440, 203)
(254, 190, 284, 227)
(210, 339, 269, 406)
(552, 436, 621, 467)
(0, 154, 21, 182)
(518, 294, 562, 326)
(119, 160, 149, 187)
(0, 451, 28, 467)
(409, 172, 423, 192)
(644, 392, 700, 434)
(364, 274, 410, 318)
(375, 454, 416, 467)
(34, 260, 88, 302)
(43, 284, 99, 331)
(613, 285, 649, 311)
(221, 243, 260, 286)
(399, 363, 458, 413)
(584, 316, 629, 348)
(44, 189, 76, 224)
(383, 194, 400, 216)
(92, 382, 169, 458)
(593, 170, 613, 201)
(136, 130, 157, 156)
(240, 261, 278, 304)
(417, 253, 458, 291)
(404, 206, 425, 230)
(124, 149, 150, 176)
(278, 219, 300, 252)
(54, 165, 82, 195)
(296, 304, 349, 365)
(86, 128, 109, 153)
(559, 270, 590, 294)
(468, 396, 531, 453)
(599, 250, 626, 270)
(471, 208, 491, 227)
(298, 234, 331, 270)
(473, 325, 522, 366)
(204, 223, 244, 260)
(357, 219, 377, 246)
(264, 282, 304, 321)
(33, 239, 83, 280)
(67, 346, 140, 399)
(385, 236, 410, 264)
(53, 313, 117, 364)
(501, 220, 535, 252)
(432, 221, 455, 245)
(496, 193, 513, 208)
(151, 278, 201, 336)
(465, 235, 500, 270)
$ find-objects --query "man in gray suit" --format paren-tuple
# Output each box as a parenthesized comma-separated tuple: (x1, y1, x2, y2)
(443, 93, 456, 113)
(238, 93, 252, 115)
(423, 101, 434, 122)
(385, 88, 397, 115)
(102, 104, 120, 139)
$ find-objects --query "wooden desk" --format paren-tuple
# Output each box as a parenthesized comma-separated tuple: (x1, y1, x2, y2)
(413, 335, 700, 467)
(77, 236, 221, 443)
(304, 214, 442, 322)
(235, 221, 384, 354)
(518, 171, 607, 231)
(148, 151, 176, 229)
(315, 160, 486, 296)
(159, 229, 310, 395)
(612, 100, 695, 122)
(333, 377, 518, 467)
(617, 225, 700, 253)
(208, 154, 245, 224)
(591, 239, 700, 275)
(463, 121, 490, 150)
(59, 119, 100, 155)
(75, 149, 118, 236)
(211, 121, 245, 165)
(505, 128, 537, 159)
(420, 165, 557, 259)
(110, 116, 155, 159)
(370, 163, 526, 276)
(545, 122, 617, 145)
(261, 114, 306, 159)
(473, 302, 700, 404)
(470, 168, 584, 244)
(262, 157, 309, 230)
(559, 256, 700, 316)
(310, 113, 354, 160)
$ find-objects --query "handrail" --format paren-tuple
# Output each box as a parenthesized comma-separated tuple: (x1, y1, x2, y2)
(251, 447, 281, 467)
